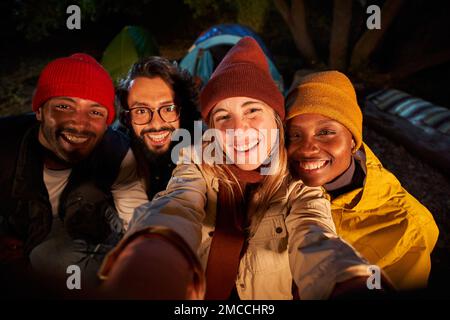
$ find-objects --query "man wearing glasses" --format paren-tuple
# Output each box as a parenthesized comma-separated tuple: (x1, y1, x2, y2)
(117, 56, 200, 200)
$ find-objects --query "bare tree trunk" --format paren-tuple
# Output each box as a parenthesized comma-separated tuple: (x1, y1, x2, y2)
(274, 0, 319, 65)
(329, 0, 353, 71)
(349, 0, 405, 71)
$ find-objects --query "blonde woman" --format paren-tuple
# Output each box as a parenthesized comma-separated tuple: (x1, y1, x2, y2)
(99, 38, 379, 300)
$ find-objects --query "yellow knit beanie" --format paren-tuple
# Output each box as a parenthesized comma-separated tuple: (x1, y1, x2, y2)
(286, 71, 363, 152)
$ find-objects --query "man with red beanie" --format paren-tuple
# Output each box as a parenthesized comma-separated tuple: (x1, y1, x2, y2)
(0, 53, 148, 297)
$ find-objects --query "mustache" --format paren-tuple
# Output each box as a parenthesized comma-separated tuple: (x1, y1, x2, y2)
(58, 127, 97, 138)
(140, 126, 175, 138)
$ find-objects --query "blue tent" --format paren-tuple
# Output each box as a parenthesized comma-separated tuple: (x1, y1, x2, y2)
(180, 24, 284, 93)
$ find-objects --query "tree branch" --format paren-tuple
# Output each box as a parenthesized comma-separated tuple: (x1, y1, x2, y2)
(363, 48, 450, 87)
(350, 0, 405, 71)
(273, 0, 291, 26)
(329, 0, 352, 70)
(273, 0, 319, 65)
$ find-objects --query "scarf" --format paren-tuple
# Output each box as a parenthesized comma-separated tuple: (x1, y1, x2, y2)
(204, 165, 263, 299)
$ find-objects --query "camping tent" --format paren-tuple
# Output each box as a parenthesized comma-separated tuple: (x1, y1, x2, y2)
(180, 24, 284, 93)
(101, 26, 159, 83)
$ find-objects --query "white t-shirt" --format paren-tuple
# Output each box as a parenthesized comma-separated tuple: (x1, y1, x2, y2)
(43, 149, 148, 230)
(43, 167, 71, 217)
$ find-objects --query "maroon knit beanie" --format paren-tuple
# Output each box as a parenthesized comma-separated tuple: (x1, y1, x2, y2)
(200, 37, 284, 121)
(32, 53, 116, 124)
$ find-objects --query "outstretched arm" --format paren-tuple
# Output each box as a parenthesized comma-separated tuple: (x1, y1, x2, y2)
(98, 229, 204, 299)
(286, 182, 393, 299)
(98, 162, 209, 299)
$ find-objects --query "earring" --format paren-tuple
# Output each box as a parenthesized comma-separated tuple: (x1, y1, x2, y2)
(351, 139, 357, 154)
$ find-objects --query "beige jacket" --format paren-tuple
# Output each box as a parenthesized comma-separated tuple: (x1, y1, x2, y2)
(123, 162, 372, 300)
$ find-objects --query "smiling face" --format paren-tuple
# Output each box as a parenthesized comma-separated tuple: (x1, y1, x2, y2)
(287, 113, 355, 187)
(210, 97, 278, 171)
(36, 97, 109, 165)
(127, 77, 180, 156)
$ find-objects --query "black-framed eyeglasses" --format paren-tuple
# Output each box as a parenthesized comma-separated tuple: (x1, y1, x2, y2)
(126, 104, 181, 125)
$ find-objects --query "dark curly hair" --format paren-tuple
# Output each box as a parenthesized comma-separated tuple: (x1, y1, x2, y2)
(116, 56, 200, 136)
(116, 57, 201, 199)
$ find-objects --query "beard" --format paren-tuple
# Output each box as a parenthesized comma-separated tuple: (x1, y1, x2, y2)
(131, 129, 179, 200)
(138, 126, 176, 162)
(133, 133, 177, 166)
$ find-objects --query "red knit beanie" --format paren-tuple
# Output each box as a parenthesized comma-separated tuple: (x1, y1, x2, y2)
(200, 37, 284, 121)
(32, 53, 115, 124)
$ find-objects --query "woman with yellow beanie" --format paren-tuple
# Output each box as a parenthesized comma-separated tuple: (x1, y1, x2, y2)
(286, 70, 439, 290)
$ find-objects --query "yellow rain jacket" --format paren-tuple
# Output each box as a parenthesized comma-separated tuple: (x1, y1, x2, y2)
(331, 143, 439, 290)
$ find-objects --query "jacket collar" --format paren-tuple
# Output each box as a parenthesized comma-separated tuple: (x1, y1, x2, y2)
(331, 143, 399, 211)
(324, 156, 356, 191)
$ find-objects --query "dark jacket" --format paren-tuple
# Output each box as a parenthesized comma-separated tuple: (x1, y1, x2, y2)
(0, 113, 129, 256)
